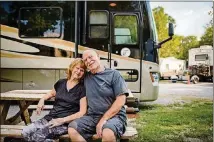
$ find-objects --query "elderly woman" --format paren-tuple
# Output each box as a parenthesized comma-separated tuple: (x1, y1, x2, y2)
(22, 58, 87, 142)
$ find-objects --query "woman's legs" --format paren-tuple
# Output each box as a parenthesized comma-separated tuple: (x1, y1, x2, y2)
(22, 118, 48, 141)
(30, 124, 68, 142)
(22, 118, 68, 142)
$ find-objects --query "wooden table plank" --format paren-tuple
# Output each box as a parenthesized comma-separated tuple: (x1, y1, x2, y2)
(1, 129, 23, 137)
(1, 125, 26, 129)
(28, 105, 53, 110)
(0, 93, 46, 101)
(8, 90, 50, 94)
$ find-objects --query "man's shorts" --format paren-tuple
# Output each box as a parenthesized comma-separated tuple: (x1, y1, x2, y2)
(68, 115, 126, 141)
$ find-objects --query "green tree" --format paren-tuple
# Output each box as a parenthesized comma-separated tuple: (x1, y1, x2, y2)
(200, 27, 213, 46)
(153, 6, 168, 42)
(153, 6, 183, 58)
(178, 36, 199, 60)
(199, 8, 213, 46)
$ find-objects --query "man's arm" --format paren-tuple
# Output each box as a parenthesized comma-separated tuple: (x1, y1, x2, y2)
(96, 94, 126, 137)
(102, 94, 126, 121)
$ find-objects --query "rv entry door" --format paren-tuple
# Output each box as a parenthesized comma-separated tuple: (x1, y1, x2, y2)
(108, 12, 142, 93)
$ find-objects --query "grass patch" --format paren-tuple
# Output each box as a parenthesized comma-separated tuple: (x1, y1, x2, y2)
(130, 99, 213, 142)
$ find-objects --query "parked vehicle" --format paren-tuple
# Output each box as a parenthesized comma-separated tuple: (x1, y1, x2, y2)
(188, 45, 213, 84)
(160, 57, 186, 80)
(0, 1, 174, 102)
(177, 70, 189, 81)
(170, 75, 178, 83)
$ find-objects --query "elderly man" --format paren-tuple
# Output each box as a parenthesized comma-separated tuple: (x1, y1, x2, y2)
(68, 50, 129, 142)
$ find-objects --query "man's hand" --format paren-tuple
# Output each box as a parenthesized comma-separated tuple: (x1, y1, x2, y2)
(47, 118, 65, 128)
(96, 119, 107, 138)
(36, 99, 45, 115)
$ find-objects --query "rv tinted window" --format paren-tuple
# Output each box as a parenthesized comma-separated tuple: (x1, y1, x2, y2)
(114, 15, 138, 45)
(195, 54, 208, 61)
(118, 69, 138, 82)
(19, 7, 63, 38)
(89, 11, 108, 38)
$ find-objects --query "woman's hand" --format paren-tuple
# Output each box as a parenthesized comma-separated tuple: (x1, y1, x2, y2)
(36, 98, 45, 115)
(47, 118, 65, 128)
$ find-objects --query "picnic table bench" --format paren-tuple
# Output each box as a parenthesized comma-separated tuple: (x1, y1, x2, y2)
(0, 90, 138, 142)
(1, 125, 137, 142)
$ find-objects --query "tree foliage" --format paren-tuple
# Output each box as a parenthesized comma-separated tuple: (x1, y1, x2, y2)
(153, 6, 201, 60)
(153, 6, 184, 58)
(200, 27, 213, 46)
(178, 36, 199, 60)
(153, 7, 169, 42)
(199, 9, 213, 46)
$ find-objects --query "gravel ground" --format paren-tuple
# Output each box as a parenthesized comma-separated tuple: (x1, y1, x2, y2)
(144, 82, 213, 105)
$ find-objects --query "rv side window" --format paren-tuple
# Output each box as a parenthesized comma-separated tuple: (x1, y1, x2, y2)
(113, 15, 138, 45)
(89, 11, 109, 39)
(118, 69, 139, 82)
(195, 54, 208, 61)
(19, 7, 63, 38)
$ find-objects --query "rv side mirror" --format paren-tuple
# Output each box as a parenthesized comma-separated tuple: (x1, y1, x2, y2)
(155, 23, 174, 49)
(168, 23, 174, 37)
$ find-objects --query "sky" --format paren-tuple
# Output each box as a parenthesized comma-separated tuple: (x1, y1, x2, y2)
(150, 2, 213, 40)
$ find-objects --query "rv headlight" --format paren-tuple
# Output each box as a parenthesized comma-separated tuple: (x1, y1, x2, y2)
(150, 72, 159, 83)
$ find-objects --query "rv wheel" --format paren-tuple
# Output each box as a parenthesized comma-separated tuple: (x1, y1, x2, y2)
(193, 77, 199, 84)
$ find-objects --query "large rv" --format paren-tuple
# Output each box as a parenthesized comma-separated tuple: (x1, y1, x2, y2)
(0, 1, 173, 102)
(188, 45, 213, 83)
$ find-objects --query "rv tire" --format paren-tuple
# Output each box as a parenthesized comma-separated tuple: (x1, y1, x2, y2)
(193, 77, 199, 84)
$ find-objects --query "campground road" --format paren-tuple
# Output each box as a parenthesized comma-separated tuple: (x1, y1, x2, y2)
(144, 82, 213, 105)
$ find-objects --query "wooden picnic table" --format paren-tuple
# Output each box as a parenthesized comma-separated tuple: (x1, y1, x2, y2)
(0, 89, 137, 125)
(0, 90, 138, 141)
(0, 90, 51, 125)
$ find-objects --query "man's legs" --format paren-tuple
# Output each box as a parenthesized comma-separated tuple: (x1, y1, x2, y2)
(102, 116, 126, 142)
(68, 115, 98, 142)
(68, 127, 86, 142)
(102, 128, 116, 142)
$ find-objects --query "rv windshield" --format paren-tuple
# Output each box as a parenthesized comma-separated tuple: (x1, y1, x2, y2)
(19, 7, 63, 38)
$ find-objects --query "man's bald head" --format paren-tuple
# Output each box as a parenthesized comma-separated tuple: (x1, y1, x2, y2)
(83, 50, 99, 58)
(82, 49, 101, 73)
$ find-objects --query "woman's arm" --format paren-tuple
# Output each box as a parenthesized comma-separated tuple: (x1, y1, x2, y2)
(42, 89, 56, 100)
(48, 96, 87, 128)
(36, 89, 56, 115)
